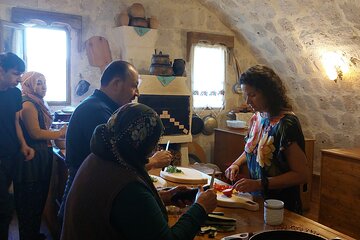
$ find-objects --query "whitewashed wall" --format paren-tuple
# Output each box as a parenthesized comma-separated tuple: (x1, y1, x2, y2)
(0, 0, 257, 167)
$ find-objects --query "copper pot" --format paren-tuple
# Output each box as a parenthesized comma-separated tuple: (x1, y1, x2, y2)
(129, 17, 148, 28)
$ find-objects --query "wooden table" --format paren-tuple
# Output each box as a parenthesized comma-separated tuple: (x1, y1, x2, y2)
(168, 206, 355, 239)
(149, 168, 354, 240)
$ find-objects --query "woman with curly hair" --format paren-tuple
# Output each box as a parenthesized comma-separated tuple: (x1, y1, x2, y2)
(225, 65, 308, 214)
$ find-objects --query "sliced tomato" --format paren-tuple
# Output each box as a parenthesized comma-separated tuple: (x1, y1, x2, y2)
(214, 183, 232, 192)
(222, 188, 233, 198)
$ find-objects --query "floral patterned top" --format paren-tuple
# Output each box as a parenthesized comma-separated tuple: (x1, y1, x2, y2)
(244, 111, 305, 213)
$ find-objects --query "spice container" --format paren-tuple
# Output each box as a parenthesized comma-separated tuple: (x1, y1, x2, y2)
(264, 199, 284, 225)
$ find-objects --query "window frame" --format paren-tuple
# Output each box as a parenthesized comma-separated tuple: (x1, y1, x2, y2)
(8, 7, 82, 106)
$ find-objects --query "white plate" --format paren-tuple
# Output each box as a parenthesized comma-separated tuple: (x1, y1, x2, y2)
(150, 175, 167, 188)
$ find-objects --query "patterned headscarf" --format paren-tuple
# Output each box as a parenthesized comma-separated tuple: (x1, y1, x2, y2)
(21, 71, 53, 129)
(90, 103, 167, 218)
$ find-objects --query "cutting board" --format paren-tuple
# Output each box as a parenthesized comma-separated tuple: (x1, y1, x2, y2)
(217, 191, 259, 211)
(160, 167, 208, 185)
(150, 175, 167, 188)
(85, 36, 112, 72)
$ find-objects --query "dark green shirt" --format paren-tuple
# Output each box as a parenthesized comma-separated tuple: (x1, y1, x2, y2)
(111, 182, 207, 240)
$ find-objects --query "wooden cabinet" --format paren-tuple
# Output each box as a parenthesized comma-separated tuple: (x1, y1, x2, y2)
(213, 127, 314, 210)
(319, 148, 360, 239)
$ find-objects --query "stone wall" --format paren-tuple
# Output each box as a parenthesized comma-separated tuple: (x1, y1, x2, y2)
(0, 0, 257, 166)
(2, 0, 357, 173)
(199, 0, 360, 174)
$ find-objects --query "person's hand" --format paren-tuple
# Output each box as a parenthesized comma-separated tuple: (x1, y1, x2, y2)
(149, 150, 172, 169)
(158, 186, 193, 208)
(195, 187, 217, 214)
(233, 178, 261, 193)
(225, 164, 240, 182)
(21, 145, 35, 161)
(59, 124, 67, 138)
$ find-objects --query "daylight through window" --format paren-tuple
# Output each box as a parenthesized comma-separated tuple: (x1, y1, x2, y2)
(25, 26, 69, 103)
(192, 44, 225, 109)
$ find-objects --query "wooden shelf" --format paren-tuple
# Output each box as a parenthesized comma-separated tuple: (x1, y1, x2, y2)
(139, 75, 191, 96)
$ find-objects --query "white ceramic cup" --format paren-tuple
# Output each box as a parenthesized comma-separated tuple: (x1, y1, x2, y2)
(264, 199, 284, 225)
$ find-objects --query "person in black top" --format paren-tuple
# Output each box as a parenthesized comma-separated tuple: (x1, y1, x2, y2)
(0, 52, 35, 239)
(58, 60, 172, 221)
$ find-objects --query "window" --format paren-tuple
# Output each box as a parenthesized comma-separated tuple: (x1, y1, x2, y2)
(25, 26, 69, 103)
(10, 7, 83, 105)
(191, 43, 226, 109)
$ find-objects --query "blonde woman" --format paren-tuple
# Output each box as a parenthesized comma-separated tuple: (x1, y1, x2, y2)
(15, 71, 66, 240)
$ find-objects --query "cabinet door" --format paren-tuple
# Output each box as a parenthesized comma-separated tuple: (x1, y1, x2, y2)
(0, 20, 25, 60)
(214, 129, 247, 174)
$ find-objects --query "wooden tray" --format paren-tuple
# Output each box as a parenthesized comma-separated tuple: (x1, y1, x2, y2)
(217, 191, 259, 211)
(160, 167, 208, 185)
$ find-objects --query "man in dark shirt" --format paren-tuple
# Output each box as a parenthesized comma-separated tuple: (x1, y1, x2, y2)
(59, 60, 172, 220)
(0, 52, 35, 239)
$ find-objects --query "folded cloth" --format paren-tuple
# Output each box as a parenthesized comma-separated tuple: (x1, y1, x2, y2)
(205, 214, 237, 227)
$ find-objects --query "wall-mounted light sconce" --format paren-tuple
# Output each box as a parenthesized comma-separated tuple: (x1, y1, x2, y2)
(322, 52, 349, 82)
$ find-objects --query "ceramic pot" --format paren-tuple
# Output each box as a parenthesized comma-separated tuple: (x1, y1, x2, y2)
(129, 17, 148, 28)
(128, 3, 145, 18)
(149, 64, 173, 76)
(115, 11, 129, 26)
(149, 16, 159, 29)
(173, 59, 186, 76)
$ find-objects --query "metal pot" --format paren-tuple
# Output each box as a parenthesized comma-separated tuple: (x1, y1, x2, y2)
(249, 230, 327, 240)
(202, 114, 218, 135)
(191, 113, 204, 135)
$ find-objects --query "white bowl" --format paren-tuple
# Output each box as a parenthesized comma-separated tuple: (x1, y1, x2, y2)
(226, 120, 246, 128)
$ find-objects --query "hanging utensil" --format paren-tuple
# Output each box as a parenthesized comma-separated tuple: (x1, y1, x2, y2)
(202, 114, 218, 135)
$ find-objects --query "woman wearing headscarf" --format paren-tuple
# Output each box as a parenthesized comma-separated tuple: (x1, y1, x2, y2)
(61, 103, 217, 240)
(15, 71, 66, 240)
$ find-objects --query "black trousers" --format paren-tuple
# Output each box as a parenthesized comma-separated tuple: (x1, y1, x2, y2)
(14, 180, 50, 240)
(0, 157, 15, 240)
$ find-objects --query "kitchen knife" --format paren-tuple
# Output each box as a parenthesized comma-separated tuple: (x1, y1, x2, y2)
(209, 169, 216, 188)
(162, 140, 171, 171)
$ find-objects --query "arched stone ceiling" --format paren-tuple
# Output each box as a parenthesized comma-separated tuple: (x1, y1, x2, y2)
(198, 0, 360, 172)
(198, 0, 360, 80)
